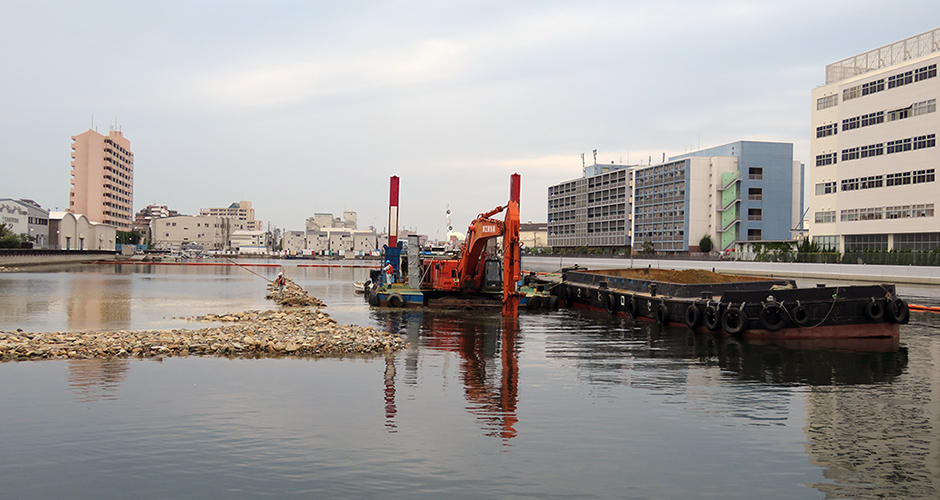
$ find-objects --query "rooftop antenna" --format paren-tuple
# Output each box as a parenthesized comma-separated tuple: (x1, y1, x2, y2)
(592, 149, 597, 166)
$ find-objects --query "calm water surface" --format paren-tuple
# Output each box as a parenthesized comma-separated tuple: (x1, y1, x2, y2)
(0, 262, 938, 499)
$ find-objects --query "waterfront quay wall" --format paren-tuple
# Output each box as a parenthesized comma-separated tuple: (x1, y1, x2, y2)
(523, 256, 940, 286)
(0, 249, 117, 267)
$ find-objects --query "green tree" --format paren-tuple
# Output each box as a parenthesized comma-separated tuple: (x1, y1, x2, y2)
(0, 223, 29, 248)
(698, 234, 714, 253)
(640, 240, 656, 254)
(116, 230, 143, 245)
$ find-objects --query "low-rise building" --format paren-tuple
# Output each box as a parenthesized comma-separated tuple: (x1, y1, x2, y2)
(151, 215, 231, 252)
(282, 230, 306, 255)
(133, 204, 180, 238)
(283, 210, 380, 257)
(0, 198, 50, 248)
(230, 230, 267, 254)
(520, 222, 548, 250)
(48, 212, 116, 250)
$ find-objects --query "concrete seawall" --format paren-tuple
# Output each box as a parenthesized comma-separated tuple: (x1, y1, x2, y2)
(0, 250, 117, 267)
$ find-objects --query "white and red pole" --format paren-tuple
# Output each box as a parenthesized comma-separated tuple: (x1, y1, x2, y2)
(388, 175, 400, 249)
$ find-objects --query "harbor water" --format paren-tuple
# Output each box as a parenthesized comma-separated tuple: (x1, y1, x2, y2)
(1, 262, 938, 499)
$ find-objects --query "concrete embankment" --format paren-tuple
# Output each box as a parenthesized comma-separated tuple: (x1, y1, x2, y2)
(0, 249, 116, 267)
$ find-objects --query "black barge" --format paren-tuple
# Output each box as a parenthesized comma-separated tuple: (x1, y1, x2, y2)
(552, 268, 908, 339)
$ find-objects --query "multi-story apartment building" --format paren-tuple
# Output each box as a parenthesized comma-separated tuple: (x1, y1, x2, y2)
(547, 163, 632, 252)
(69, 129, 134, 229)
(662, 141, 801, 252)
(200, 201, 262, 231)
(548, 141, 801, 254)
(133, 204, 180, 232)
(810, 28, 940, 251)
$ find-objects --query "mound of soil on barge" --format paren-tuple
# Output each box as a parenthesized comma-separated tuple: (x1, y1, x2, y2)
(586, 268, 769, 284)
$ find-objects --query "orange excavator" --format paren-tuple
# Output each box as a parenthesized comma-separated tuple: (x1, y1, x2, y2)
(420, 174, 522, 315)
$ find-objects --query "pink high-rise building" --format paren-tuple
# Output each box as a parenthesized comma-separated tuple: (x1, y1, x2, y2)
(69, 129, 134, 229)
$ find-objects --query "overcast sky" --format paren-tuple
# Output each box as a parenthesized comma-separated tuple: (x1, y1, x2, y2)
(2, 1, 938, 239)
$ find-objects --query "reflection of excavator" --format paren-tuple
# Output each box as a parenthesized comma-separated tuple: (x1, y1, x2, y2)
(368, 173, 536, 316)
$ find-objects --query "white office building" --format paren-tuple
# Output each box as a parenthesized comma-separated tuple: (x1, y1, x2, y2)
(810, 28, 940, 251)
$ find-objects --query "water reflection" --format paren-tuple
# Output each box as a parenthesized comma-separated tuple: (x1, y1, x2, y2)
(67, 274, 132, 330)
(805, 314, 940, 498)
(67, 358, 130, 402)
(547, 310, 907, 387)
(376, 309, 521, 442)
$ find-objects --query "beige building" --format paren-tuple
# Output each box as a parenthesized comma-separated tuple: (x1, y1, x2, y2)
(151, 215, 230, 252)
(69, 129, 134, 229)
(48, 212, 116, 250)
(230, 230, 267, 254)
(520, 222, 548, 250)
(810, 28, 940, 251)
(200, 201, 262, 231)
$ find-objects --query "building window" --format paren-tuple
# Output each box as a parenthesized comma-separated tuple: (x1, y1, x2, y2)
(813, 235, 840, 251)
(845, 234, 888, 251)
(842, 116, 860, 131)
(815, 152, 837, 166)
(816, 123, 838, 138)
(842, 147, 860, 161)
(860, 143, 883, 158)
(747, 229, 762, 241)
(748, 188, 762, 201)
(913, 134, 936, 150)
(894, 232, 940, 251)
(912, 98, 937, 117)
(748, 167, 763, 180)
(861, 79, 885, 96)
(914, 64, 937, 82)
(817, 94, 838, 110)
(748, 208, 762, 221)
(814, 211, 836, 224)
(815, 181, 837, 195)
(886, 138, 912, 154)
(888, 70, 913, 89)
(843, 85, 861, 101)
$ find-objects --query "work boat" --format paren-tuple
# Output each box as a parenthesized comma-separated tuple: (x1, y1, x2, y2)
(552, 267, 908, 339)
(365, 173, 554, 313)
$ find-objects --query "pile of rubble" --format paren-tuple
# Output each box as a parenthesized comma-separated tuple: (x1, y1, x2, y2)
(266, 277, 324, 307)
(0, 278, 403, 362)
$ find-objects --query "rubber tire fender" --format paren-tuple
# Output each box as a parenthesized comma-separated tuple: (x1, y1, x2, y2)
(887, 298, 910, 324)
(789, 304, 811, 327)
(864, 300, 885, 321)
(758, 303, 787, 332)
(606, 293, 618, 313)
(626, 296, 638, 318)
(387, 293, 405, 308)
(721, 307, 748, 336)
(656, 302, 669, 325)
(703, 305, 721, 331)
(548, 295, 559, 309)
(684, 304, 700, 328)
(527, 295, 543, 310)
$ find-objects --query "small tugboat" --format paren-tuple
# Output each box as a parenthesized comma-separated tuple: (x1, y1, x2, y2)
(552, 267, 907, 339)
(366, 174, 554, 313)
